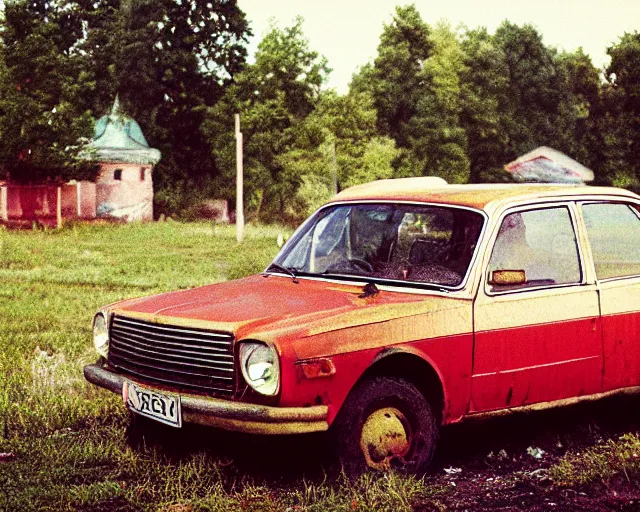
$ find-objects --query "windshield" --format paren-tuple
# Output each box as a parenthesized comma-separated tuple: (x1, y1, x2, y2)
(271, 203, 484, 288)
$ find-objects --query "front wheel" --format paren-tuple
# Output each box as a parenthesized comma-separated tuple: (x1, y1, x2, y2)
(332, 376, 439, 477)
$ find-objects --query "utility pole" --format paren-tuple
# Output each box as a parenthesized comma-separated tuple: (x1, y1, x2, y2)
(330, 137, 338, 195)
(235, 114, 244, 243)
(56, 186, 62, 230)
(329, 134, 338, 195)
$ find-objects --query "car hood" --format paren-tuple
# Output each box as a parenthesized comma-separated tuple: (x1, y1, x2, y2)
(112, 274, 468, 348)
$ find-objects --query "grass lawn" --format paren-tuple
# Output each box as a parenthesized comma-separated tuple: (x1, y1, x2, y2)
(0, 222, 439, 511)
(3, 221, 640, 511)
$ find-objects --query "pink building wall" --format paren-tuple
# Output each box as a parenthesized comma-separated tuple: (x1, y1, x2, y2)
(5, 185, 58, 221)
(1, 99, 160, 226)
(0, 181, 97, 226)
(95, 164, 153, 221)
(0, 166, 154, 226)
(61, 182, 96, 219)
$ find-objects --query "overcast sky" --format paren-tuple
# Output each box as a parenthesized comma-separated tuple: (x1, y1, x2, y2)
(238, 0, 640, 93)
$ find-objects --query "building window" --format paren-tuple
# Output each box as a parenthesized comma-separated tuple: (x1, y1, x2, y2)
(114, 169, 123, 181)
(140, 168, 145, 181)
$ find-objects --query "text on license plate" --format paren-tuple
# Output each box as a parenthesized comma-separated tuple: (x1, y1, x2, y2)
(123, 381, 182, 428)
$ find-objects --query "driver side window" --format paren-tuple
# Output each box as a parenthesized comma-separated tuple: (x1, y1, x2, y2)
(488, 207, 581, 292)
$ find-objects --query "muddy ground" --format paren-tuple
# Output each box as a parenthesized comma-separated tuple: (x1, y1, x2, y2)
(423, 394, 640, 511)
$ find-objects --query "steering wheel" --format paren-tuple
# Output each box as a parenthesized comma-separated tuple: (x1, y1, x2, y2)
(348, 258, 374, 273)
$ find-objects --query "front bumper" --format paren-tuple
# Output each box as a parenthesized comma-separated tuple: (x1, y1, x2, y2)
(84, 364, 329, 435)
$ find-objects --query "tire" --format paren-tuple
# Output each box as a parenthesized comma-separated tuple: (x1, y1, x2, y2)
(332, 376, 439, 477)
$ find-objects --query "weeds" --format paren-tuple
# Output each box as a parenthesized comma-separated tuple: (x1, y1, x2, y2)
(0, 424, 442, 511)
(549, 432, 640, 486)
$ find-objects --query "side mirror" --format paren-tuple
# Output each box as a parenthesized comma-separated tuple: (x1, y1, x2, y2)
(489, 269, 526, 286)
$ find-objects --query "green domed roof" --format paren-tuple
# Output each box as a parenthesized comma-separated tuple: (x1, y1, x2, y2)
(81, 97, 161, 165)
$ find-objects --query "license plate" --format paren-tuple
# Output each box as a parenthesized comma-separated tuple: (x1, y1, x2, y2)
(123, 381, 182, 428)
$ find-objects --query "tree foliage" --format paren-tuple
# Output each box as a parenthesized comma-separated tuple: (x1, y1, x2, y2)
(357, 5, 433, 150)
(0, 0, 250, 188)
(600, 32, 640, 186)
(203, 17, 331, 218)
(290, 90, 398, 216)
(458, 24, 603, 182)
(1, 1, 640, 220)
(203, 18, 402, 220)
(0, 0, 95, 182)
(459, 27, 509, 182)
(355, 10, 469, 182)
(106, 0, 250, 191)
(408, 22, 469, 183)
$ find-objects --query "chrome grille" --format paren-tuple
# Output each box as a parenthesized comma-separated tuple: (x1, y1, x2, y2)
(108, 315, 235, 395)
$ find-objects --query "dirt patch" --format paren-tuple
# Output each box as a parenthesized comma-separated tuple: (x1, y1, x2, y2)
(421, 394, 640, 511)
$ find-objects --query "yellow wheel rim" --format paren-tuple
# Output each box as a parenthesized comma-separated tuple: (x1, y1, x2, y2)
(359, 407, 412, 470)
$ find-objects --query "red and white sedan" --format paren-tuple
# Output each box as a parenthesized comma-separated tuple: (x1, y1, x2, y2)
(85, 179, 640, 474)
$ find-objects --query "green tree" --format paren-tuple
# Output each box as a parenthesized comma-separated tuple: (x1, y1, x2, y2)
(554, 48, 602, 171)
(599, 32, 640, 186)
(355, 8, 468, 182)
(458, 22, 599, 182)
(0, 0, 251, 191)
(0, 0, 96, 182)
(203, 17, 330, 219)
(108, 0, 250, 192)
(286, 90, 398, 216)
(360, 5, 433, 150)
(408, 22, 469, 182)
(493, 22, 559, 158)
(459, 27, 509, 182)
(608, 32, 640, 114)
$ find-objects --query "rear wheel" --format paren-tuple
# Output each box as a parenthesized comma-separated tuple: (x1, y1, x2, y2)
(333, 376, 439, 477)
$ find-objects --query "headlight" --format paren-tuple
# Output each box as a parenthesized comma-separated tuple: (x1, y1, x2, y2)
(239, 342, 280, 396)
(92, 312, 109, 358)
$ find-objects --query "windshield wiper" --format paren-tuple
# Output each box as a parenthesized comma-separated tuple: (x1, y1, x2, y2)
(265, 262, 299, 283)
(359, 282, 379, 298)
(317, 270, 451, 293)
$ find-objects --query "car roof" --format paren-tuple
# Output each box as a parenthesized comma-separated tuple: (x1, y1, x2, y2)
(330, 178, 640, 213)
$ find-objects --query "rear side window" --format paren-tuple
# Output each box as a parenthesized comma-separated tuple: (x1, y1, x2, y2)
(488, 207, 581, 292)
(582, 203, 640, 280)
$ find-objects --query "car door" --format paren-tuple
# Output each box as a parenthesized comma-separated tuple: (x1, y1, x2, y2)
(470, 203, 602, 413)
(580, 201, 640, 391)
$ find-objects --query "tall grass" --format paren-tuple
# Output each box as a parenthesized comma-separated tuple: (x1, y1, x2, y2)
(0, 221, 446, 510)
(549, 433, 640, 486)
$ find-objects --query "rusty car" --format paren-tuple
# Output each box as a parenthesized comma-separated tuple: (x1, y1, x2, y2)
(84, 178, 640, 474)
